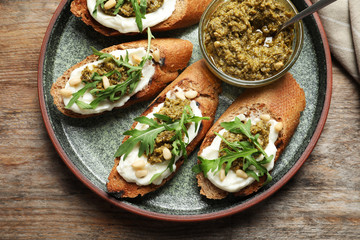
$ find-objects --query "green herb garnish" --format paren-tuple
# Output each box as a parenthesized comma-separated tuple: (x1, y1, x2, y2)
(192, 117, 273, 184)
(131, 0, 147, 32)
(93, 0, 107, 17)
(113, 0, 124, 15)
(93, 0, 148, 32)
(65, 28, 154, 110)
(115, 105, 209, 183)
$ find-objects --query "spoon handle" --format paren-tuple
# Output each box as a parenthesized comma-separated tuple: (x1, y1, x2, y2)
(279, 0, 337, 32)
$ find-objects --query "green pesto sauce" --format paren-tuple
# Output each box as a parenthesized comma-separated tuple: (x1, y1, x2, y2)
(204, 0, 295, 80)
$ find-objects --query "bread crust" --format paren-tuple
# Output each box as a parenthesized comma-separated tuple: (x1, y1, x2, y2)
(106, 60, 222, 198)
(70, 0, 212, 36)
(196, 73, 306, 199)
(50, 38, 193, 118)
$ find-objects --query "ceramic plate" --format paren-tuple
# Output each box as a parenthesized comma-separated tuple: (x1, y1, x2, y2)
(38, 0, 332, 221)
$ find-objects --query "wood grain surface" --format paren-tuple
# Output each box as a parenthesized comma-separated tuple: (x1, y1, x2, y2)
(0, 0, 359, 239)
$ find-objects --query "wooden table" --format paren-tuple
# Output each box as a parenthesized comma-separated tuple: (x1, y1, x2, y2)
(1, 1, 359, 238)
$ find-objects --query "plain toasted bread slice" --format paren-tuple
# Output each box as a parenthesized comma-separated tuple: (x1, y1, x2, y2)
(196, 73, 306, 199)
(50, 38, 193, 118)
(107, 60, 221, 198)
(70, 0, 212, 36)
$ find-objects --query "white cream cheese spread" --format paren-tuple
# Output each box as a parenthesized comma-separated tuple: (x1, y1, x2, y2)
(62, 48, 155, 115)
(200, 113, 279, 192)
(117, 87, 202, 186)
(87, 0, 176, 33)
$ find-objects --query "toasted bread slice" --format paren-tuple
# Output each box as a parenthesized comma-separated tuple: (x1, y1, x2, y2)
(70, 0, 212, 36)
(107, 60, 221, 198)
(50, 38, 193, 118)
(196, 73, 306, 199)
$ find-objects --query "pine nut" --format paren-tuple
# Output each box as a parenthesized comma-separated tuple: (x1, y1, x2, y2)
(60, 88, 73, 98)
(260, 114, 271, 121)
(131, 54, 142, 65)
(162, 147, 172, 160)
(236, 169, 248, 179)
(104, 0, 116, 10)
(213, 41, 221, 48)
(131, 159, 146, 169)
(219, 168, 226, 182)
(185, 90, 198, 99)
(102, 76, 110, 89)
(257, 138, 263, 146)
(135, 169, 148, 178)
(239, 114, 246, 121)
(69, 76, 81, 87)
(274, 61, 284, 70)
(175, 91, 185, 100)
(152, 49, 160, 63)
(275, 122, 283, 132)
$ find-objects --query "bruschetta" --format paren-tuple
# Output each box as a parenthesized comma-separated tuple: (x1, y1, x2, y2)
(107, 59, 221, 198)
(50, 37, 193, 118)
(70, 0, 212, 35)
(193, 73, 306, 199)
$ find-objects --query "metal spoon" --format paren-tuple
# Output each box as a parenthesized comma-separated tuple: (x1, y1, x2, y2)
(276, 0, 337, 35)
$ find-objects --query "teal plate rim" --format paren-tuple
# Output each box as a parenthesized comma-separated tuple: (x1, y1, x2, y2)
(38, 0, 332, 222)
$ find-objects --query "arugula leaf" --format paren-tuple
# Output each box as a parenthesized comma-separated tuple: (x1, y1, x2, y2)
(113, 0, 125, 15)
(139, 0, 147, 15)
(194, 141, 269, 181)
(134, 116, 159, 126)
(221, 117, 273, 161)
(149, 171, 164, 184)
(116, 104, 210, 183)
(153, 113, 173, 123)
(193, 117, 275, 184)
(222, 149, 258, 175)
(65, 80, 100, 109)
(75, 100, 94, 109)
(130, 0, 147, 32)
(115, 120, 166, 159)
(192, 147, 259, 177)
(245, 170, 260, 182)
(93, 0, 107, 17)
(146, 27, 154, 57)
(192, 156, 218, 176)
(264, 172, 273, 185)
(215, 132, 241, 153)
